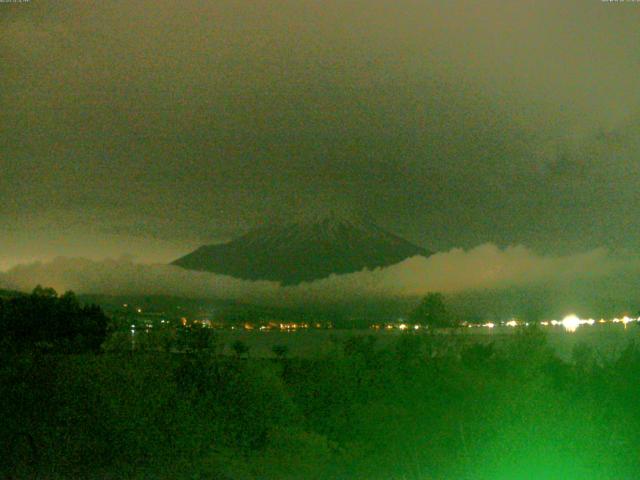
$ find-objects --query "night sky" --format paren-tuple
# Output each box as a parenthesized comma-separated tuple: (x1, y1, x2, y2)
(2, 1, 640, 270)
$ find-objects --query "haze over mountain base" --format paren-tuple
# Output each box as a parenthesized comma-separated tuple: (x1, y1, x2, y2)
(1, 244, 636, 321)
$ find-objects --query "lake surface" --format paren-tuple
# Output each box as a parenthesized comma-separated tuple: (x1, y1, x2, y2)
(214, 323, 640, 361)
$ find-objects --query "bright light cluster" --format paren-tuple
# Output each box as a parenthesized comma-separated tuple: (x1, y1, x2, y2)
(462, 315, 640, 332)
(555, 314, 639, 332)
(561, 314, 581, 333)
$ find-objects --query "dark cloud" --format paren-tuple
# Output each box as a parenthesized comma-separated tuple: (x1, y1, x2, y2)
(1, 1, 640, 267)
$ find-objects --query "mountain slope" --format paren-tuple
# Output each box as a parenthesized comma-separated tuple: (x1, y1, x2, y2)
(172, 214, 430, 285)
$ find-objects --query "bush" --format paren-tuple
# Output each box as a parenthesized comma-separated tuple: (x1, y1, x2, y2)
(0, 287, 108, 353)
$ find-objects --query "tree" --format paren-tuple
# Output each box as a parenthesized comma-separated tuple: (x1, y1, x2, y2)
(409, 292, 454, 328)
(0, 287, 108, 353)
(231, 340, 250, 358)
(190, 327, 216, 352)
(272, 344, 289, 360)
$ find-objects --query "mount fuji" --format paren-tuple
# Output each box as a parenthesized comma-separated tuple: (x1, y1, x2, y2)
(172, 213, 430, 285)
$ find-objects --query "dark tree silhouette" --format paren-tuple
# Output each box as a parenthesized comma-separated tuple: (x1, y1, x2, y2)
(231, 339, 250, 358)
(272, 344, 289, 359)
(190, 327, 216, 352)
(410, 292, 454, 328)
(0, 286, 108, 353)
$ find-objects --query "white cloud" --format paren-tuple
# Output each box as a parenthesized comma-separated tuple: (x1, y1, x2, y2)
(0, 244, 627, 307)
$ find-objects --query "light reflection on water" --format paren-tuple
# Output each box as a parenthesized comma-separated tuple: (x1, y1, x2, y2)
(214, 321, 640, 362)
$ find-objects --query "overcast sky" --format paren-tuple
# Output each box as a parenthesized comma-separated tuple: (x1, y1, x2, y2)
(2, 0, 640, 269)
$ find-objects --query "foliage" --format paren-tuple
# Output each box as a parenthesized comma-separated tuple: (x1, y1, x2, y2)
(410, 292, 454, 328)
(3, 325, 640, 479)
(271, 344, 289, 359)
(0, 286, 108, 353)
(232, 339, 250, 358)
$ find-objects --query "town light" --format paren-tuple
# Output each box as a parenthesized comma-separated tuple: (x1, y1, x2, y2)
(562, 314, 581, 333)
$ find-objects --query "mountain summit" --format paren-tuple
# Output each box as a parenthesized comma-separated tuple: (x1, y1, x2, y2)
(171, 214, 430, 285)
